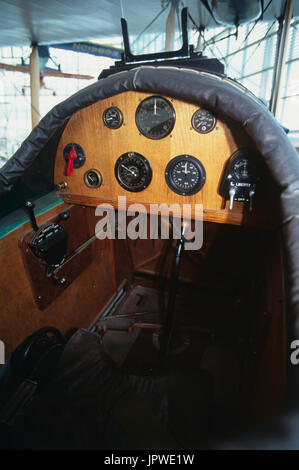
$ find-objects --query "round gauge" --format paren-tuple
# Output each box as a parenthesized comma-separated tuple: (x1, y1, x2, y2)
(84, 169, 102, 188)
(165, 155, 206, 196)
(191, 109, 216, 134)
(103, 106, 123, 129)
(63, 143, 86, 169)
(232, 156, 257, 181)
(115, 152, 152, 192)
(135, 96, 175, 139)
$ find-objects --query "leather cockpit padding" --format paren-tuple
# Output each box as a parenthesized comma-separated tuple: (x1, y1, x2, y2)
(8, 328, 212, 449)
(0, 66, 298, 412)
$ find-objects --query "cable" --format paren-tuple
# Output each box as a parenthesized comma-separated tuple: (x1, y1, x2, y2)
(202, 29, 237, 51)
(120, 0, 124, 19)
(238, 19, 277, 72)
(130, 2, 169, 49)
(233, 0, 274, 52)
(201, 0, 274, 58)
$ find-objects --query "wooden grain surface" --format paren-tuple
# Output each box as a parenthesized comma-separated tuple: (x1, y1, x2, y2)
(0, 204, 116, 358)
(55, 91, 280, 228)
(18, 205, 93, 310)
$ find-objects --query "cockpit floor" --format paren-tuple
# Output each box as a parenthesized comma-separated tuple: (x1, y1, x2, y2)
(1, 283, 251, 449)
(97, 283, 246, 442)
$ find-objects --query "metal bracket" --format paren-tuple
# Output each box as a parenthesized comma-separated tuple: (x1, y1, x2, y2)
(120, 7, 193, 64)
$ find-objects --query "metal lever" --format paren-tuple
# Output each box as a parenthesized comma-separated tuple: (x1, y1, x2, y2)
(46, 267, 66, 287)
(249, 189, 255, 212)
(229, 187, 236, 210)
(120, 7, 191, 64)
(157, 223, 186, 366)
(24, 200, 39, 232)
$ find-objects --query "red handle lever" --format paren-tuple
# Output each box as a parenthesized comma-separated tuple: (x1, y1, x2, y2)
(66, 147, 77, 176)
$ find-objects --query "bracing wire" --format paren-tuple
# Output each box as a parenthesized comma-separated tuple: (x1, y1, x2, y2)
(130, 2, 169, 48)
(231, 0, 274, 54)
(120, 0, 124, 19)
(238, 18, 277, 71)
(198, 0, 274, 56)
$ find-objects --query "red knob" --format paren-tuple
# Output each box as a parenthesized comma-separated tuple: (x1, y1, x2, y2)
(66, 147, 77, 176)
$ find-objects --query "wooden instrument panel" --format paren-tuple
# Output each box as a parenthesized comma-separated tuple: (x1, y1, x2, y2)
(55, 91, 279, 227)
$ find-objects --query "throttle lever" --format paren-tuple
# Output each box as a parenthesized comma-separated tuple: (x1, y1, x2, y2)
(24, 200, 39, 232)
(24, 202, 69, 283)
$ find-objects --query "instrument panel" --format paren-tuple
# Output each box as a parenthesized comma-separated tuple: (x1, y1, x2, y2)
(55, 91, 279, 228)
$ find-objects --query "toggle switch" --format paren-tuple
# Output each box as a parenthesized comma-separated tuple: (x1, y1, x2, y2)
(229, 187, 236, 211)
(249, 189, 255, 212)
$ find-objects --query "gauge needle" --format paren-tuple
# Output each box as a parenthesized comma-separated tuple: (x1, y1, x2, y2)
(183, 163, 190, 174)
(121, 164, 136, 176)
(154, 99, 157, 115)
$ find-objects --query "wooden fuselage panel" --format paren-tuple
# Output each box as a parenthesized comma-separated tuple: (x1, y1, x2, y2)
(55, 91, 279, 227)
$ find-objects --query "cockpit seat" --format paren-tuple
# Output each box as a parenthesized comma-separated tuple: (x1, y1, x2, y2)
(0, 328, 213, 449)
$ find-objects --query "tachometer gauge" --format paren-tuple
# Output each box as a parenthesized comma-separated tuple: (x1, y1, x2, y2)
(135, 96, 175, 139)
(165, 155, 206, 196)
(191, 109, 216, 134)
(103, 106, 123, 129)
(115, 152, 152, 192)
(219, 149, 262, 211)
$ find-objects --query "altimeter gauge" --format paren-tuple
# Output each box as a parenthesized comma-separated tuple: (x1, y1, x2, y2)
(135, 96, 175, 139)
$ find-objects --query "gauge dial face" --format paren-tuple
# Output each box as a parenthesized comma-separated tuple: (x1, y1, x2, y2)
(135, 96, 175, 139)
(63, 143, 86, 169)
(115, 152, 152, 192)
(165, 155, 206, 196)
(84, 169, 102, 188)
(191, 109, 216, 134)
(103, 106, 123, 129)
(232, 157, 257, 181)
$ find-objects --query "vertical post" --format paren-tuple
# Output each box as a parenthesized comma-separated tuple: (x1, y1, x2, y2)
(165, 2, 176, 52)
(0, 339, 4, 365)
(29, 45, 40, 129)
(270, 0, 294, 117)
(157, 222, 186, 367)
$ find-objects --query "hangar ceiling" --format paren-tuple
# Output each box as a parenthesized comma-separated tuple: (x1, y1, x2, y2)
(0, 0, 297, 48)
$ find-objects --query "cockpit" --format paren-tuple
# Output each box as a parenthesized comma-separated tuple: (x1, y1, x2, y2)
(0, 5, 299, 451)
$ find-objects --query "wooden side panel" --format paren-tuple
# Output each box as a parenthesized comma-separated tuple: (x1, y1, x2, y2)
(0, 204, 116, 358)
(18, 205, 92, 310)
(54, 91, 280, 228)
